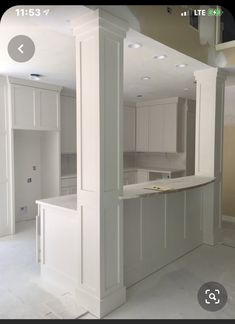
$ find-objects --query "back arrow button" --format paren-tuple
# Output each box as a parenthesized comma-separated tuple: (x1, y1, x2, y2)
(8, 35, 35, 62)
(18, 44, 24, 54)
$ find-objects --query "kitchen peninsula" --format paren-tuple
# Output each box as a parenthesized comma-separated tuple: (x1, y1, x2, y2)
(36, 175, 215, 293)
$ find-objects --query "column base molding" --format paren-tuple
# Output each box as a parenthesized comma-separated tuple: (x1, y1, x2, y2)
(75, 286, 126, 318)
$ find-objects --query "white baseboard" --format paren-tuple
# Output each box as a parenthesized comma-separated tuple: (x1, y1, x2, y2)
(222, 215, 235, 223)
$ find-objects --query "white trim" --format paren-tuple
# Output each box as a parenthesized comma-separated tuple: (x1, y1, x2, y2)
(222, 215, 235, 223)
(7, 76, 63, 92)
(136, 97, 179, 108)
(61, 89, 76, 98)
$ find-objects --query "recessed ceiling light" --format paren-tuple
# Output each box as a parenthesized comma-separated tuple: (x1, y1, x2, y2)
(128, 43, 142, 49)
(184, 88, 189, 91)
(141, 76, 151, 81)
(29, 74, 41, 81)
(176, 63, 187, 68)
(154, 55, 167, 60)
(137, 94, 143, 98)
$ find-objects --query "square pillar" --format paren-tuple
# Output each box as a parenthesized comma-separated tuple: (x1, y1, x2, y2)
(73, 9, 128, 318)
(194, 68, 226, 245)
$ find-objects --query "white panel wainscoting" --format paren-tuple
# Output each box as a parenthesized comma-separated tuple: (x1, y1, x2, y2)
(123, 187, 203, 288)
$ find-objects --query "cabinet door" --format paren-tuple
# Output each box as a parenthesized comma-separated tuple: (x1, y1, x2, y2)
(148, 106, 164, 152)
(61, 95, 76, 153)
(123, 107, 135, 152)
(11, 85, 36, 129)
(163, 103, 177, 152)
(38, 89, 59, 130)
(136, 107, 148, 152)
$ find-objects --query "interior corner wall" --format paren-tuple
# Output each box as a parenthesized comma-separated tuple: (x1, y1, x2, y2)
(223, 85, 235, 218)
(14, 130, 41, 222)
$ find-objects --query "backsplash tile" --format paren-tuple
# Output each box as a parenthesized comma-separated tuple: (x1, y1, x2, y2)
(61, 153, 77, 176)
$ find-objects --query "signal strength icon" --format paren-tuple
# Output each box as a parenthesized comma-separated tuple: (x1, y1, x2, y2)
(181, 11, 188, 16)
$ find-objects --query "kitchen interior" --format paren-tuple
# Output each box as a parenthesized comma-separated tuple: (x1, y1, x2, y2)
(9, 30, 206, 228)
(1, 5, 235, 320)
(60, 30, 200, 199)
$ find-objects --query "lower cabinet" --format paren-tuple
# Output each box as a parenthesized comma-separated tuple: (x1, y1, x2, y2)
(61, 176, 77, 195)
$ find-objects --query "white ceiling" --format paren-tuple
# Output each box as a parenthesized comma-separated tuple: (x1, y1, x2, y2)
(0, 5, 226, 102)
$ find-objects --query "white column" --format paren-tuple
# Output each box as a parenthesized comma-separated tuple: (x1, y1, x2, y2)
(194, 68, 226, 245)
(73, 9, 128, 318)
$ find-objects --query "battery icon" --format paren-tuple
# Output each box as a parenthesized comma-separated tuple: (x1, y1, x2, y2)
(207, 8, 222, 16)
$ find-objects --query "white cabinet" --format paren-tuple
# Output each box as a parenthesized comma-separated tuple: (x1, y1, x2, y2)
(123, 106, 135, 152)
(148, 105, 164, 152)
(9, 78, 61, 131)
(61, 176, 77, 195)
(136, 107, 148, 152)
(38, 89, 59, 130)
(61, 95, 76, 154)
(136, 98, 184, 153)
(11, 85, 35, 129)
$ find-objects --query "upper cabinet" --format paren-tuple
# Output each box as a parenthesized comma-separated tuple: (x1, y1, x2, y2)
(123, 105, 135, 152)
(136, 97, 184, 153)
(11, 85, 35, 129)
(38, 89, 59, 130)
(136, 106, 148, 152)
(9, 77, 62, 131)
(61, 94, 76, 154)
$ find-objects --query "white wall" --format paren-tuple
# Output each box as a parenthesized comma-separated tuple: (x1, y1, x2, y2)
(14, 130, 60, 222)
(14, 130, 41, 222)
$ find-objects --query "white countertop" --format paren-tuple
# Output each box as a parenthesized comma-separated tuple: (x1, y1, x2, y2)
(122, 175, 215, 200)
(61, 174, 77, 179)
(36, 194, 77, 211)
(37, 176, 215, 210)
(124, 167, 185, 174)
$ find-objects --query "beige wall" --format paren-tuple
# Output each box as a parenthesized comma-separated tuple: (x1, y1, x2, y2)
(127, 5, 210, 64)
(223, 86, 235, 217)
(223, 125, 235, 217)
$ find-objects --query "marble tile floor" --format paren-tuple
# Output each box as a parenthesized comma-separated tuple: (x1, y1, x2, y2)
(1, 219, 235, 319)
(0, 220, 87, 319)
(81, 222, 235, 320)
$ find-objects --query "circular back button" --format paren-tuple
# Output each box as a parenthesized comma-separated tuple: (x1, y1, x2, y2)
(8, 35, 35, 63)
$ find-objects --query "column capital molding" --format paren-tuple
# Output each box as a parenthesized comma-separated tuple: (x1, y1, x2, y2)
(194, 67, 227, 83)
(72, 8, 129, 39)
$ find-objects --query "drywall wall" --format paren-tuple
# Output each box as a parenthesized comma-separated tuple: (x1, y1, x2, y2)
(14, 130, 60, 222)
(223, 85, 235, 217)
(14, 130, 41, 222)
(134, 152, 186, 171)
